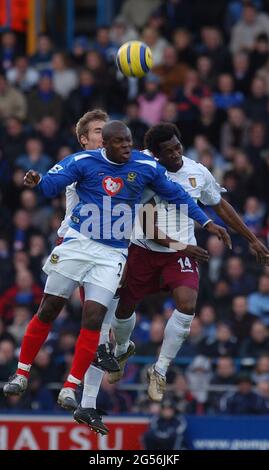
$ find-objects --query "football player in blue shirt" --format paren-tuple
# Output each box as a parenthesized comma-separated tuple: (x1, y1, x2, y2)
(4, 121, 230, 417)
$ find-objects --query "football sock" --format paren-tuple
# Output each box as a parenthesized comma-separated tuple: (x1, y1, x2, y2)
(16, 315, 52, 378)
(99, 296, 119, 344)
(155, 309, 194, 377)
(112, 312, 136, 357)
(80, 297, 119, 408)
(64, 328, 100, 389)
(81, 365, 104, 409)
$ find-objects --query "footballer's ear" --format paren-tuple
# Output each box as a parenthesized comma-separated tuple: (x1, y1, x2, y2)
(80, 135, 88, 148)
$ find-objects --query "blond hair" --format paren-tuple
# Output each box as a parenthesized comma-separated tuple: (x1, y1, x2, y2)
(76, 109, 109, 147)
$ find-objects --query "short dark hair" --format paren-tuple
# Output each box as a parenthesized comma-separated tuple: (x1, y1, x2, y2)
(144, 123, 181, 154)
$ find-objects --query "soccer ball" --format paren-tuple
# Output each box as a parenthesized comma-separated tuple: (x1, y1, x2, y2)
(116, 41, 153, 78)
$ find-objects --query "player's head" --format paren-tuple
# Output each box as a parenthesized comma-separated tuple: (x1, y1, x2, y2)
(102, 120, 133, 163)
(144, 123, 183, 172)
(76, 109, 108, 149)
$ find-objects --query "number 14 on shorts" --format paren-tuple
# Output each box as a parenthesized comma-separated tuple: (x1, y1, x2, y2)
(178, 256, 194, 272)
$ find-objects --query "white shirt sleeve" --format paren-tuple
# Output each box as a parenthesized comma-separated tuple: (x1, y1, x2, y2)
(198, 164, 226, 206)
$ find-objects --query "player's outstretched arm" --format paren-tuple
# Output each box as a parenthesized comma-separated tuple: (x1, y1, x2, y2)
(25, 157, 81, 198)
(212, 197, 269, 264)
(140, 198, 209, 262)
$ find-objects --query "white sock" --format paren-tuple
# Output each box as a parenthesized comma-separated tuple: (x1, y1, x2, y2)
(155, 309, 194, 377)
(81, 296, 119, 409)
(112, 312, 136, 357)
(99, 296, 120, 344)
(81, 365, 104, 409)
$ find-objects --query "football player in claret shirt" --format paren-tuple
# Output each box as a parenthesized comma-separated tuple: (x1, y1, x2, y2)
(100, 123, 269, 408)
(4, 121, 227, 425)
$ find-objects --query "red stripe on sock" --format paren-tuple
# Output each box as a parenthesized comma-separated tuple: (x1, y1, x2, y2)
(64, 328, 100, 389)
(16, 315, 52, 377)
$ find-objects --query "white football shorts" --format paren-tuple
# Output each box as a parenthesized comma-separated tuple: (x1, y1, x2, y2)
(43, 235, 127, 296)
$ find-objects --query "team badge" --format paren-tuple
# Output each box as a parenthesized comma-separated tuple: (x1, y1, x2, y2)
(127, 172, 137, 182)
(102, 176, 124, 196)
(50, 254, 59, 264)
(188, 177, 197, 188)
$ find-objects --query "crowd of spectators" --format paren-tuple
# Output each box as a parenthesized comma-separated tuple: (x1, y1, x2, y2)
(1, 0, 269, 416)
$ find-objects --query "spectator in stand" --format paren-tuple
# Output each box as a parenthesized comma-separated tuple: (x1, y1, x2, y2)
(16, 137, 52, 174)
(153, 45, 188, 97)
(161, 101, 179, 126)
(51, 52, 78, 99)
(27, 71, 63, 126)
(220, 106, 250, 160)
(201, 322, 238, 358)
(12, 209, 38, 252)
(244, 76, 269, 121)
(172, 28, 196, 67)
(70, 36, 88, 67)
(136, 315, 165, 356)
(143, 397, 188, 450)
(109, 16, 138, 46)
(196, 54, 215, 90)
(0, 72, 27, 120)
(174, 70, 209, 146)
(141, 26, 169, 67)
(257, 56, 269, 94)
(0, 239, 13, 295)
(199, 304, 217, 340)
(185, 355, 212, 414)
(194, 97, 223, 149)
(224, 256, 256, 296)
(7, 305, 31, 345)
(6, 56, 39, 93)
(0, 338, 17, 380)
(219, 374, 267, 414)
(0, 31, 21, 71)
(243, 197, 265, 237)
(211, 356, 237, 386)
(213, 73, 244, 111)
(36, 116, 66, 158)
(0, 269, 43, 324)
(257, 381, 269, 411)
(2, 167, 26, 214)
(248, 275, 269, 325)
(231, 51, 253, 95)
(0, 117, 26, 164)
(30, 34, 54, 71)
(120, 0, 162, 29)
(124, 100, 149, 149)
(91, 26, 118, 64)
(229, 296, 256, 344)
(244, 121, 268, 167)
(138, 73, 167, 125)
(230, 1, 269, 54)
(240, 321, 269, 358)
(251, 354, 269, 384)
(197, 26, 231, 74)
(65, 69, 104, 126)
(250, 33, 269, 72)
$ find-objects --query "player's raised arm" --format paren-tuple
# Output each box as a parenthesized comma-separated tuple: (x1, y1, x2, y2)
(24, 155, 82, 198)
(212, 197, 269, 264)
(150, 163, 232, 247)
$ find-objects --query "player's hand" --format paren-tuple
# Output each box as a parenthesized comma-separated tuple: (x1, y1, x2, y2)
(24, 170, 40, 188)
(249, 239, 269, 265)
(205, 221, 232, 249)
(184, 245, 209, 263)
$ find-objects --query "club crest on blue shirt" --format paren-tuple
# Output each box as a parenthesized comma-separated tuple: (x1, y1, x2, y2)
(127, 172, 137, 182)
(102, 176, 124, 196)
